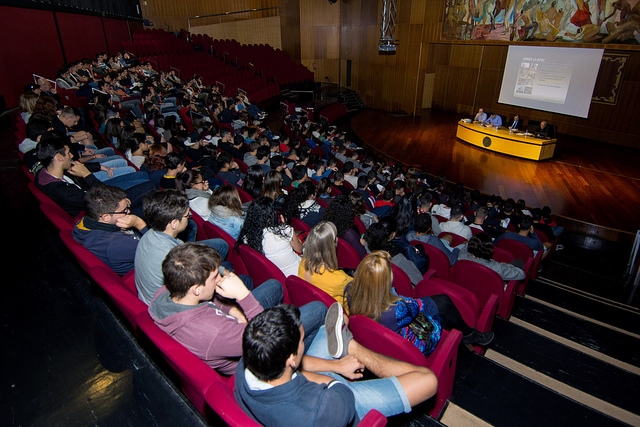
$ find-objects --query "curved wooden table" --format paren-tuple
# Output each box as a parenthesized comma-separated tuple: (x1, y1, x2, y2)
(456, 121, 556, 161)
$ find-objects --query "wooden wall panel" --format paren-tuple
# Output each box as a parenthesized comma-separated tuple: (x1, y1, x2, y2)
(279, 0, 301, 61)
(192, 17, 282, 48)
(141, 0, 279, 32)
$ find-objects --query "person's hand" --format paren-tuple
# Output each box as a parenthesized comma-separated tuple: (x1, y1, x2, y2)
(333, 355, 365, 380)
(115, 214, 146, 231)
(228, 306, 248, 324)
(215, 271, 250, 301)
(83, 148, 95, 156)
(68, 161, 92, 178)
(94, 153, 106, 159)
(101, 165, 114, 178)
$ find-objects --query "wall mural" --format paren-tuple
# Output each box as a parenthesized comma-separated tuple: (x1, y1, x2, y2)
(441, 0, 640, 44)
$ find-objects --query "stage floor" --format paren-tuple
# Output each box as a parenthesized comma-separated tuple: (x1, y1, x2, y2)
(348, 109, 640, 235)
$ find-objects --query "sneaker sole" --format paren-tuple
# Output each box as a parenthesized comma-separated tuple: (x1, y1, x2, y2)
(325, 303, 344, 358)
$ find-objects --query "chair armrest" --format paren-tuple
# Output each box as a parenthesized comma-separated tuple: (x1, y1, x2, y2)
(423, 268, 438, 280)
(425, 329, 462, 418)
(359, 409, 387, 427)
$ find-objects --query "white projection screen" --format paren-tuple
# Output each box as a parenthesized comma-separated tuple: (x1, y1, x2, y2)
(498, 46, 604, 118)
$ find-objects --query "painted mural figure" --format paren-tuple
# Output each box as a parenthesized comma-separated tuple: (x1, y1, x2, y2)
(442, 0, 640, 44)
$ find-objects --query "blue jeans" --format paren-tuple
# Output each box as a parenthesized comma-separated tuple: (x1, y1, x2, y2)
(199, 238, 229, 260)
(298, 302, 327, 350)
(105, 171, 152, 191)
(252, 279, 284, 309)
(306, 326, 411, 419)
(94, 165, 139, 182)
(251, 284, 326, 349)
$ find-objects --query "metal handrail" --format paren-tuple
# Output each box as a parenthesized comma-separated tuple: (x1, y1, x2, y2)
(188, 7, 279, 32)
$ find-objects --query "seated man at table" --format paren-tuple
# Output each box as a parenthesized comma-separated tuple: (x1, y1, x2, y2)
(473, 108, 487, 123)
(484, 113, 502, 127)
(534, 121, 551, 138)
(507, 114, 521, 131)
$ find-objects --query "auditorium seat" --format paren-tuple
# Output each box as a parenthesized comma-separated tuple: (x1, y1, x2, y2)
(496, 238, 539, 293)
(336, 237, 362, 270)
(438, 232, 468, 247)
(348, 314, 461, 418)
(90, 266, 147, 336)
(135, 311, 222, 418)
(450, 259, 518, 319)
(201, 221, 248, 276)
(284, 275, 337, 309)
(59, 229, 112, 276)
(237, 244, 291, 303)
(411, 240, 451, 281)
(414, 277, 498, 354)
(39, 202, 75, 232)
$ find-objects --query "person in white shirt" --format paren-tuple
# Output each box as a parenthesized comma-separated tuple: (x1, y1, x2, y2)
(439, 205, 472, 241)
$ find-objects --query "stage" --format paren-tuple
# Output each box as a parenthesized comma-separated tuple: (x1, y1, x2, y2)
(348, 109, 640, 235)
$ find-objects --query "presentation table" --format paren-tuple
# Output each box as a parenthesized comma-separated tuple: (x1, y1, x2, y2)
(456, 121, 556, 161)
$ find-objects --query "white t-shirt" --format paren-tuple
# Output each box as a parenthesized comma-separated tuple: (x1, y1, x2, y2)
(262, 226, 301, 277)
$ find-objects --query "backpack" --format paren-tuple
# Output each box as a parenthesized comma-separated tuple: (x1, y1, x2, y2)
(393, 238, 430, 275)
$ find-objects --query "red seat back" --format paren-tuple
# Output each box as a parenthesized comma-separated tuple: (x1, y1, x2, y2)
(336, 237, 362, 270)
(411, 240, 450, 281)
(237, 244, 291, 303)
(136, 312, 222, 416)
(348, 314, 461, 418)
(391, 263, 415, 298)
(90, 266, 147, 336)
(285, 275, 337, 309)
(438, 231, 468, 247)
(450, 259, 517, 319)
(202, 221, 248, 276)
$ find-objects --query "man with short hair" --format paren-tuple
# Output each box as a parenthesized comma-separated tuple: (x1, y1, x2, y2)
(134, 189, 229, 304)
(149, 243, 326, 375)
(439, 205, 472, 241)
(484, 113, 502, 127)
(73, 184, 147, 275)
(243, 141, 260, 167)
(494, 215, 548, 258)
(35, 130, 154, 217)
(406, 213, 459, 266)
(236, 304, 438, 425)
(417, 192, 442, 236)
(342, 161, 359, 188)
(474, 108, 487, 123)
(256, 146, 272, 174)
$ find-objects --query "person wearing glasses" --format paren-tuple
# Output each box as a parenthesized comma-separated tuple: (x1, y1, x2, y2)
(72, 184, 147, 276)
(134, 189, 229, 305)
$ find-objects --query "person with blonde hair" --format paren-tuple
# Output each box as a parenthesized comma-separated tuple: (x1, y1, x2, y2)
(207, 184, 245, 240)
(346, 251, 494, 355)
(18, 91, 39, 123)
(298, 221, 353, 303)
